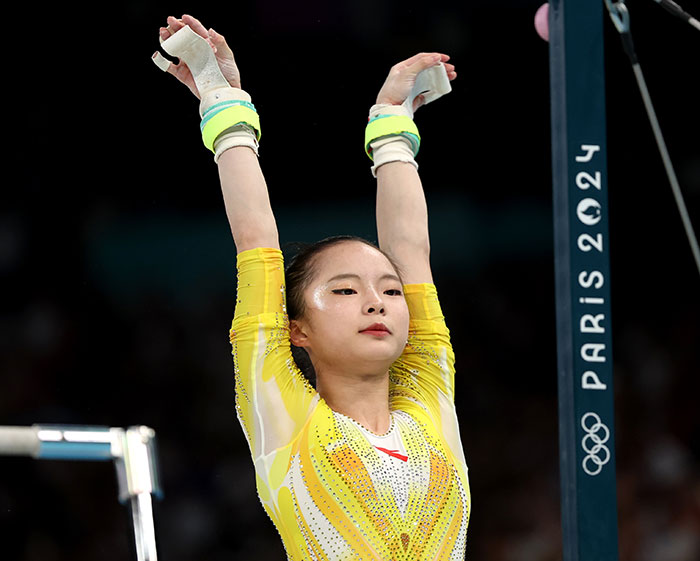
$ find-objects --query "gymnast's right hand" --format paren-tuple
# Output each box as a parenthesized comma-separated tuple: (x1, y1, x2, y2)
(155, 14, 242, 98)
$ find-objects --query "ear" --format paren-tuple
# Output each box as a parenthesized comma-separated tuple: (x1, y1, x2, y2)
(289, 319, 310, 348)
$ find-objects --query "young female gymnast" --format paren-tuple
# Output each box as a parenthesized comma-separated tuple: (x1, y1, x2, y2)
(155, 14, 470, 560)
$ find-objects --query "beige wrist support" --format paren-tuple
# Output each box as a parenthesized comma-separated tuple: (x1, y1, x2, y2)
(213, 125, 259, 162)
(368, 104, 418, 177)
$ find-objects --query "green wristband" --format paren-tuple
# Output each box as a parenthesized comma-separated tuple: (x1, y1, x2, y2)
(364, 115, 420, 160)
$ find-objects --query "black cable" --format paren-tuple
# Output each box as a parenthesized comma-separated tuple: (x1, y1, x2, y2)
(604, 0, 700, 277)
(652, 0, 700, 31)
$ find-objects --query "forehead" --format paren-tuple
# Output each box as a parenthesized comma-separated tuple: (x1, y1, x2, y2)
(312, 241, 398, 279)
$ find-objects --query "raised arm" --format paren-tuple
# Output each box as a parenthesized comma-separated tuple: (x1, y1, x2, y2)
(375, 161, 432, 284)
(216, 146, 279, 252)
(156, 15, 279, 253)
(371, 54, 456, 284)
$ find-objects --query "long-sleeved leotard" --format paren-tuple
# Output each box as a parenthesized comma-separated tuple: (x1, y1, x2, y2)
(231, 247, 470, 560)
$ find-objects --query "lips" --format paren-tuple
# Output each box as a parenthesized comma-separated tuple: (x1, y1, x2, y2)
(360, 323, 391, 335)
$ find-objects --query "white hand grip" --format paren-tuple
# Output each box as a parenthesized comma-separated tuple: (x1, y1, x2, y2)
(158, 25, 230, 96)
(402, 63, 452, 116)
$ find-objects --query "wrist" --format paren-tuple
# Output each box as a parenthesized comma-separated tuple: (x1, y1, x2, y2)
(365, 104, 419, 177)
(369, 137, 418, 178)
(199, 86, 251, 117)
(213, 124, 259, 162)
(369, 103, 412, 120)
(375, 97, 401, 106)
(199, 87, 261, 160)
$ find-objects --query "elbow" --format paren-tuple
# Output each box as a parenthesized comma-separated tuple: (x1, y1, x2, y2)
(233, 225, 280, 253)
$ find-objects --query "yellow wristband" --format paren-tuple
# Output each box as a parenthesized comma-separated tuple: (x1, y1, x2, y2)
(364, 115, 420, 160)
(201, 105, 261, 152)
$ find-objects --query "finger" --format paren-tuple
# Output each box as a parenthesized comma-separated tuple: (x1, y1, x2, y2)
(412, 94, 425, 113)
(208, 28, 232, 57)
(166, 16, 185, 35)
(397, 52, 429, 67)
(181, 14, 210, 40)
(159, 17, 184, 44)
(167, 15, 184, 29)
(405, 53, 442, 75)
(165, 60, 183, 79)
(152, 51, 173, 72)
(442, 62, 457, 81)
(400, 52, 449, 69)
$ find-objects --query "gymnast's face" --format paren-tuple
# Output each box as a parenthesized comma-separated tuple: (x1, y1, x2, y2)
(289, 241, 410, 375)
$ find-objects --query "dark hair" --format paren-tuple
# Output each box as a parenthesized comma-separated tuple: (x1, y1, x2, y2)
(283, 235, 402, 386)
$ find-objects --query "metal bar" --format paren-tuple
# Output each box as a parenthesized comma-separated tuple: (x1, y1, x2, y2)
(0, 426, 40, 456)
(0, 425, 114, 461)
(0, 424, 162, 561)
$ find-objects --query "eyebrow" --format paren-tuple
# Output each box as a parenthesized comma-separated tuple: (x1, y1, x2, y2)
(327, 273, 401, 283)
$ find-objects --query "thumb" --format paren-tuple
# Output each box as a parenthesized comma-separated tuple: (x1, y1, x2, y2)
(412, 94, 426, 113)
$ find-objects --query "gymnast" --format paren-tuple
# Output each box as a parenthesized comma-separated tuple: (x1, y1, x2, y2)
(154, 13, 470, 560)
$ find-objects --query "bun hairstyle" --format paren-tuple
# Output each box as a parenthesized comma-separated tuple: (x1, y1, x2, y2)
(283, 235, 403, 386)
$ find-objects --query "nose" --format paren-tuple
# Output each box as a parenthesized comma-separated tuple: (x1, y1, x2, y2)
(365, 292, 385, 315)
(366, 304, 385, 314)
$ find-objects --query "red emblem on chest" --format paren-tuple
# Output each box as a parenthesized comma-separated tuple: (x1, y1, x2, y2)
(374, 446, 408, 462)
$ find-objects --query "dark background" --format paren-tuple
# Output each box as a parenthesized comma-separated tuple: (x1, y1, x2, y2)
(2, 1, 698, 560)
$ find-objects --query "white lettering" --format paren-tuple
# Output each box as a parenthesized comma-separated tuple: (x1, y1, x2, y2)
(579, 297, 605, 304)
(578, 271, 605, 289)
(582, 371, 607, 390)
(576, 171, 602, 190)
(578, 233, 604, 253)
(581, 343, 606, 363)
(575, 144, 601, 163)
(580, 314, 605, 333)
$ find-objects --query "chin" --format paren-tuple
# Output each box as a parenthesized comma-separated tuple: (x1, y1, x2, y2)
(356, 343, 405, 367)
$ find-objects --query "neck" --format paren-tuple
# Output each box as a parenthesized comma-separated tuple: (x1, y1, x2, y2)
(316, 369, 391, 434)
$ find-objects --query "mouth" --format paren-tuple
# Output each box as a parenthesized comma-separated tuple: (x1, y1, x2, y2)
(360, 323, 392, 336)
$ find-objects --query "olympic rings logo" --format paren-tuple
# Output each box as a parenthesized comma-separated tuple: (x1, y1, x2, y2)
(581, 412, 611, 476)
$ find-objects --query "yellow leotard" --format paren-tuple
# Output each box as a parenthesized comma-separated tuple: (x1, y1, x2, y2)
(231, 247, 470, 560)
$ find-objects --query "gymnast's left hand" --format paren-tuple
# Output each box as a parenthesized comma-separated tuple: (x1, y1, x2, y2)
(375, 53, 456, 112)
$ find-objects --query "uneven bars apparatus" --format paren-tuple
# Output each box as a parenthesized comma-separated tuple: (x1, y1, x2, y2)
(550, 0, 699, 557)
(0, 424, 162, 561)
(548, 1, 620, 559)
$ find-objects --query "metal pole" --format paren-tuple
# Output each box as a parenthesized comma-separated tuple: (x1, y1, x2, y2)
(549, 1, 620, 559)
(114, 426, 163, 561)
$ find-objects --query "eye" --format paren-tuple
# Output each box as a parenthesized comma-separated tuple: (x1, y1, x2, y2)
(332, 288, 357, 295)
(384, 289, 403, 296)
